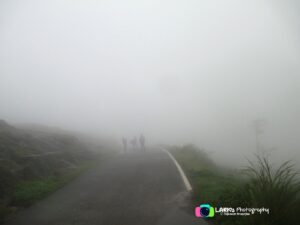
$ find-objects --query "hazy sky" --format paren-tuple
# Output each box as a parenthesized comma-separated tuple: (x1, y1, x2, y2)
(1, 0, 299, 165)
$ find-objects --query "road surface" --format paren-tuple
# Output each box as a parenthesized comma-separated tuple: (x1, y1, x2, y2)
(6, 149, 207, 225)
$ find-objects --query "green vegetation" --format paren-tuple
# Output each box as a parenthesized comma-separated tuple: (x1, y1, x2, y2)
(170, 144, 241, 205)
(12, 161, 96, 206)
(169, 145, 300, 225)
(0, 161, 97, 224)
(0, 120, 109, 223)
(217, 155, 300, 225)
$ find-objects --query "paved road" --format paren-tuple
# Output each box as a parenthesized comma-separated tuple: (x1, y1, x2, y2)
(6, 149, 207, 225)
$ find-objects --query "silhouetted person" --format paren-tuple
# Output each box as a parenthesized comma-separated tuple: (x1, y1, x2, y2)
(130, 137, 137, 151)
(139, 134, 145, 152)
(122, 137, 127, 153)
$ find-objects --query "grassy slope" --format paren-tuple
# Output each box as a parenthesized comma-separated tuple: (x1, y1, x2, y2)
(0, 120, 111, 223)
(169, 145, 242, 205)
(12, 160, 96, 206)
(169, 145, 300, 225)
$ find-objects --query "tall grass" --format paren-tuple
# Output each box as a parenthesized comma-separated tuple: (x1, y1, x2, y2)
(243, 155, 299, 225)
(169, 145, 300, 225)
(218, 155, 300, 225)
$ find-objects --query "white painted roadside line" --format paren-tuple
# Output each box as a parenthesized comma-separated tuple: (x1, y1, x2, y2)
(160, 148, 193, 192)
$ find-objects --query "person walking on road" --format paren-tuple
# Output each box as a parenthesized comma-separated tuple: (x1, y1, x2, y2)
(139, 134, 146, 152)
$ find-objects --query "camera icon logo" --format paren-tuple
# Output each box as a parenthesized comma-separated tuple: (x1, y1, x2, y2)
(195, 204, 215, 218)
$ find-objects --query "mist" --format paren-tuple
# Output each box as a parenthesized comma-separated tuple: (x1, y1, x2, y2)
(1, 0, 299, 167)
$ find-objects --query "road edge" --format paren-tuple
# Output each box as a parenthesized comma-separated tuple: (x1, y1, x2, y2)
(160, 147, 193, 192)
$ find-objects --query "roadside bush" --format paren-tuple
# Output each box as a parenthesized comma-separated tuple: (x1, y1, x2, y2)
(217, 155, 300, 225)
(169, 144, 300, 225)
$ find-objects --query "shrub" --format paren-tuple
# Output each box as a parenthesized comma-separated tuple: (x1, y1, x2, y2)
(218, 155, 300, 225)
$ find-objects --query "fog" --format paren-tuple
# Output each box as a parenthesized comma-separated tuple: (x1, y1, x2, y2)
(1, 0, 299, 166)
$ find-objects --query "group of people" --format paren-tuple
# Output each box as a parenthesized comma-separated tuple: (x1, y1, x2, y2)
(122, 134, 146, 153)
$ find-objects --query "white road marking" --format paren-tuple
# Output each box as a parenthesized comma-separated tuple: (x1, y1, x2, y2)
(160, 148, 193, 192)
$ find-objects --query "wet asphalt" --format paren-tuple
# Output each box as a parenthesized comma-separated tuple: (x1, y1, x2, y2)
(5, 149, 207, 225)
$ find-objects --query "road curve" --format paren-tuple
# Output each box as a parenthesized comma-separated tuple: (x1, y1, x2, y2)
(5, 149, 207, 225)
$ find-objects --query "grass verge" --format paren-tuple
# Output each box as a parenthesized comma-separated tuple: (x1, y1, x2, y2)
(169, 145, 300, 225)
(0, 160, 97, 224)
(170, 144, 241, 205)
(12, 161, 97, 207)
